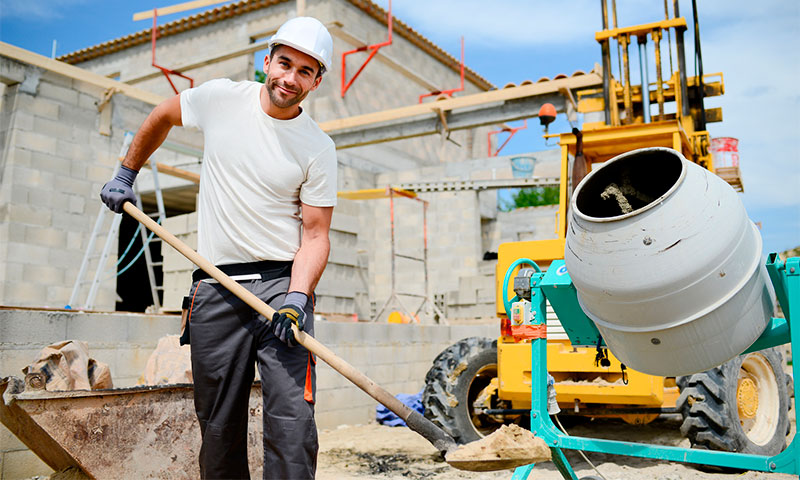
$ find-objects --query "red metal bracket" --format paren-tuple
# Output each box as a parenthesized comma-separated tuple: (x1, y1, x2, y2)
(151, 10, 194, 95)
(419, 36, 464, 103)
(341, 0, 392, 98)
(487, 119, 528, 157)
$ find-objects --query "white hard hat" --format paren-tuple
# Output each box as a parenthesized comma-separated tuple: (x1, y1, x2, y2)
(270, 17, 333, 73)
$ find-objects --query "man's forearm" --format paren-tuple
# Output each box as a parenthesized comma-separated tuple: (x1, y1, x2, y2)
(288, 234, 330, 296)
(123, 95, 182, 171)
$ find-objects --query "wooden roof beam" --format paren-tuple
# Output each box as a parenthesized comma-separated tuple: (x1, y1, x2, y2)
(0, 42, 164, 106)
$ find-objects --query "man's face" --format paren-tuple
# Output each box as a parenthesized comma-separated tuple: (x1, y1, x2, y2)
(264, 45, 322, 109)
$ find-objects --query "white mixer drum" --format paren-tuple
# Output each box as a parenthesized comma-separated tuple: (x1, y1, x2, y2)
(565, 147, 774, 376)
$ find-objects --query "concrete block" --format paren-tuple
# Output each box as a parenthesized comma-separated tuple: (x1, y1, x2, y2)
(360, 323, 393, 344)
(6, 243, 50, 267)
(66, 231, 84, 250)
(417, 325, 450, 345)
(45, 285, 73, 307)
(1, 448, 54, 480)
(33, 115, 72, 140)
(38, 81, 79, 105)
(124, 314, 181, 344)
(14, 130, 57, 155)
(317, 322, 363, 345)
(163, 214, 188, 234)
(24, 225, 66, 248)
(22, 264, 64, 286)
(114, 347, 153, 379)
(16, 93, 59, 119)
(40, 70, 75, 89)
(53, 175, 93, 197)
(87, 164, 114, 183)
(63, 312, 130, 343)
(47, 248, 84, 270)
(68, 194, 86, 214)
(316, 365, 350, 390)
(8, 204, 51, 227)
(316, 407, 372, 429)
(0, 348, 47, 378)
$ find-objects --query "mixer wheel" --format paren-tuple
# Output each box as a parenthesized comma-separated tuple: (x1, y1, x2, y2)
(422, 337, 505, 444)
(677, 347, 789, 456)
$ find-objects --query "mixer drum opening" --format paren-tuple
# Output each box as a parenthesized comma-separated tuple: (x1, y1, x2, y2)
(575, 149, 683, 219)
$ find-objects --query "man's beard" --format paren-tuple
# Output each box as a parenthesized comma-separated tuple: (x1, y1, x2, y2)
(267, 77, 308, 109)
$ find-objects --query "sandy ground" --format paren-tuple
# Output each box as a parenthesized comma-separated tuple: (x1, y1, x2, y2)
(317, 415, 797, 480)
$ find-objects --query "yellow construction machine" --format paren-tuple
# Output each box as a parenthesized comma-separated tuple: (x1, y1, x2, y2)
(423, 1, 791, 459)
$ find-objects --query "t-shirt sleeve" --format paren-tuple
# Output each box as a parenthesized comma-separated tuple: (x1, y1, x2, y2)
(300, 142, 338, 207)
(180, 78, 228, 131)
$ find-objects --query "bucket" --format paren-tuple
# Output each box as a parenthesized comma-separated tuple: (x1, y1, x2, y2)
(709, 137, 740, 167)
(510, 156, 536, 178)
(564, 147, 774, 376)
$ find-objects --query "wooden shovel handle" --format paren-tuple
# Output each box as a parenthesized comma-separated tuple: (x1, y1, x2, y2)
(122, 203, 416, 423)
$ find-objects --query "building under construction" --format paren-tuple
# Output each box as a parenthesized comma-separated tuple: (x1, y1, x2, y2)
(1, 0, 788, 479)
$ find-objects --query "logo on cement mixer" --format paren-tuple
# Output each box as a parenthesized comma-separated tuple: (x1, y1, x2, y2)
(556, 265, 568, 276)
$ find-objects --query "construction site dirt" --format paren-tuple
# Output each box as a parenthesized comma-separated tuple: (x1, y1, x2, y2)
(27, 392, 797, 479)
(315, 416, 796, 480)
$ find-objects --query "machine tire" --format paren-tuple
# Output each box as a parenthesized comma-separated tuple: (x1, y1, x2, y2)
(422, 337, 502, 444)
(676, 347, 789, 456)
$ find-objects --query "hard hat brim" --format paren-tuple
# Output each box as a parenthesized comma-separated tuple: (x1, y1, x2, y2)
(269, 40, 330, 73)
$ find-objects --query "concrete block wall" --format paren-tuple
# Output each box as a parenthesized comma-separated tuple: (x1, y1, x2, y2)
(371, 151, 563, 321)
(0, 308, 496, 479)
(0, 58, 156, 310)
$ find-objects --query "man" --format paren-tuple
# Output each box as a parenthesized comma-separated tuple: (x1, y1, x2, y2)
(100, 17, 337, 479)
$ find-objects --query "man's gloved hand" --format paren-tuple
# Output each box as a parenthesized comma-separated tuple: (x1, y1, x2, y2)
(272, 291, 308, 347)
(100, 165, 138, 213)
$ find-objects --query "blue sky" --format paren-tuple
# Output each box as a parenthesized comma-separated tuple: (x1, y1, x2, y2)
(1, 0, 798, 254)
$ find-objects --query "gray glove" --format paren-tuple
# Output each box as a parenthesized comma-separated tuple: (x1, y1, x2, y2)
(100, 166, 138, 213)
(272, 291, 308, 347)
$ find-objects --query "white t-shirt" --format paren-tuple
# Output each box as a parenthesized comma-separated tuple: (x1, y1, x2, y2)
(180, 79, 337, 264)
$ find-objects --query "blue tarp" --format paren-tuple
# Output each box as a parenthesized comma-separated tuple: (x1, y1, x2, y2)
(375, 390, 424, 427)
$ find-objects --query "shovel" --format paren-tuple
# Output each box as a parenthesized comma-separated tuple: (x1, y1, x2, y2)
(123, 202, 546, 472)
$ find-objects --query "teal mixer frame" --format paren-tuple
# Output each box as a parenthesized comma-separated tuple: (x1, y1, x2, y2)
(502, 253, 800, 479)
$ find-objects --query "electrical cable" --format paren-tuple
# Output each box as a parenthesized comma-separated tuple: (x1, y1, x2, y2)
(103, 217, 162, 280)
(115, 223, 143, 266)
(553, 414, 610, 480)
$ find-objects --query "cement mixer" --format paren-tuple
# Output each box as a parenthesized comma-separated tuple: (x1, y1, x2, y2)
(503, 147, 799, 477)
(564, 147, 775, 376)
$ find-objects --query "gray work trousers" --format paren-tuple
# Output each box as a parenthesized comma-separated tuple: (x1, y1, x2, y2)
(187, 264, 317, 480)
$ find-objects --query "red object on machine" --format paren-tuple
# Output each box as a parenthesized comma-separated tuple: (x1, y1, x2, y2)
(151, 10, 194, 94)
(419, 37, 465, 103)
(341, 0, 392, 97)
(510, 324, 547, 342)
